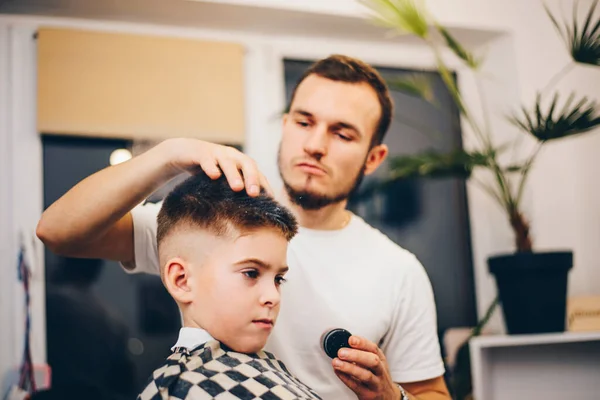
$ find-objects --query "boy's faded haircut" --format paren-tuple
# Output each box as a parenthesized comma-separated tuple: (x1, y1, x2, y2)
(157, 172, 298, 248)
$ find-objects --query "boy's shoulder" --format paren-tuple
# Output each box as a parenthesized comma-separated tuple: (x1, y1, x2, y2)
(138, 340, 322, 399)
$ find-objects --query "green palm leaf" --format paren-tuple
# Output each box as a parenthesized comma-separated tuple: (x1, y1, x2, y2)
(359, 0, 429, 38)
(509, 92, 600, 141)
(386, 74, 435, 103)
(545, 0, 600, 66)
(436, 24, 482, 70)
(503, 164, 527, 173)
(389, 148, 492, 179)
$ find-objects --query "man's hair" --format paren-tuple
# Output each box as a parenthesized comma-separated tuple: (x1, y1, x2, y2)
(157, 172, 298, 248)
(287, 54, 393, 146)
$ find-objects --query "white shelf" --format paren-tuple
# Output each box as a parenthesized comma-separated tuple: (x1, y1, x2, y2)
(471, 331, 600, 348)
(470, 331, 600, 400)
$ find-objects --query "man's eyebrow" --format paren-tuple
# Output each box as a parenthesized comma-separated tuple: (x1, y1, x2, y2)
(235, 258, 289, 273)
(292, 109, 314, 118)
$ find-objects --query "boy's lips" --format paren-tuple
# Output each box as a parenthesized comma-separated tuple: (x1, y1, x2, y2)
(253, 319, 274, 328)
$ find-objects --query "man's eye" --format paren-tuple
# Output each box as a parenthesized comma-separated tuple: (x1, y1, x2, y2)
(335, 132, 351, 141)
(243, 270, 259, 279)
(275, 276, 287, 285)
(297, 121, 310, 128)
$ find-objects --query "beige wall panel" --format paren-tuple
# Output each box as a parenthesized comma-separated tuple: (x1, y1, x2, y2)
(37, 27, 245, 144)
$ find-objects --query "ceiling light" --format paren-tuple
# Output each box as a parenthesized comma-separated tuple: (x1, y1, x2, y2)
(110, 149, 132, 166)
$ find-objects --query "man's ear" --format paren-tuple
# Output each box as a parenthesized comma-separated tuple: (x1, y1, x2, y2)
(282, 113, 289, 128)
(163, 257, 194, 304)
(364, 144, 389, 176)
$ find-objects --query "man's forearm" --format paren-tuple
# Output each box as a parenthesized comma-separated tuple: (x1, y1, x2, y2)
(37, 140, 176, 252)
(406, 391, 451, 400)
(401, 376, 451, 400)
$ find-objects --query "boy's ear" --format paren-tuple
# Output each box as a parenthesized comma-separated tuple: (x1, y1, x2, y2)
(163, 257, 194, 304)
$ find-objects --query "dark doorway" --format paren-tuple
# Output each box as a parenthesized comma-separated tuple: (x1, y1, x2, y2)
(42, 135, 180, 398)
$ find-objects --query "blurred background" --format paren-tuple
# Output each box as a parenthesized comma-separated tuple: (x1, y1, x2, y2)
(1, 1, 599, 399)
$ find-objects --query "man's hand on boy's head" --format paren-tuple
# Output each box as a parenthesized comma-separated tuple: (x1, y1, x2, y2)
(158, 138, 273, 197)
(332, 335, 400, 400)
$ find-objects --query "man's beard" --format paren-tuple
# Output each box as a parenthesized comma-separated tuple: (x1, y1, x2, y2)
(280, 159, 366, 211)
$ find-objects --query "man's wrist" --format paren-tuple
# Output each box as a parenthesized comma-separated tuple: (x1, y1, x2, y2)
(151, 138, 189, 180)
(396, 384, 409, 400)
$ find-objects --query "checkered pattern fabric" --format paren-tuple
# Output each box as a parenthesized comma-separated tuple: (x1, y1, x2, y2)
(138, 340, 322, 400)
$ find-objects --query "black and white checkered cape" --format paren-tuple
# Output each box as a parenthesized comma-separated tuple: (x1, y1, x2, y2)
(138, 340, 322, 399)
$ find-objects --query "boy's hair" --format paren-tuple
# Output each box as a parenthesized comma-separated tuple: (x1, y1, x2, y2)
(157, 172, 298, 248)
(287, 54, 394, 147)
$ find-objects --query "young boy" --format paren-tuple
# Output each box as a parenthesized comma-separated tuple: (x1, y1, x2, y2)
(137, 172, 321, 400)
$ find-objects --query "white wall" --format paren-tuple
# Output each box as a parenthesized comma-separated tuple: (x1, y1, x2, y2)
(1, 0, 599, 387)
(0, 22, 13, 389)
(0, 22, 45, 390)
(198, 0, 510, 30)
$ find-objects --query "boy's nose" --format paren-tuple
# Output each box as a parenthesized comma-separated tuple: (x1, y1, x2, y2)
(260, 283, 281, 308)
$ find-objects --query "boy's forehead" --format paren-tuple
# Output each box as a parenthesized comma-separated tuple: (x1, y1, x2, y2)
(161, 225, 288, 262)
(233, 228, 288, 247)
(229, 229, 289, 259)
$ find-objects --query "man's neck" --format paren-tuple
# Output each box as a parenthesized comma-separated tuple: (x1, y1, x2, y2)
(278, 189, 350, 231)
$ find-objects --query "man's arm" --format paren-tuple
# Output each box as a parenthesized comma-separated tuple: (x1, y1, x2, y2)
(36, 138, 269, 264)
(401, 376, 450, 400)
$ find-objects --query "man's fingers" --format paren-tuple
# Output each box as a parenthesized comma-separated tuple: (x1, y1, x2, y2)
(333, 358, 377, 387)
(238, 159, 261, 197)
(334, 370, 363, 395)
(216, 156, 245, 191)
(376, 346, 388, 365)
(193, 145, 267, 197)
(258, 173, 274, 197)
(349, 335, 379, 355)
(198, 157, 222, 179)
(338, 348, 383, 374)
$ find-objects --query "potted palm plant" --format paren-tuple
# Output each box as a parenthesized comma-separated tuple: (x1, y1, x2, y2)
(359, 0, 600, 333)
(358, 0, 600, 397)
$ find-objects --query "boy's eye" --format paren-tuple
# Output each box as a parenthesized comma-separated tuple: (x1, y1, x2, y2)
(296, 120, 310, 128)
(275, 276, 287, 285)
(243, 270, 259, 279)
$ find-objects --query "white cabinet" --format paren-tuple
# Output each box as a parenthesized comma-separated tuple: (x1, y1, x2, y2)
(469, 332, 600, 400)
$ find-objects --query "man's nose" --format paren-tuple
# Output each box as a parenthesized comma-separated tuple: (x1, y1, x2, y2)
(303, 124, 328, 159)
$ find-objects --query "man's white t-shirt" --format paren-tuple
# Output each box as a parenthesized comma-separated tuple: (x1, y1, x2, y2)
(123, 202, 445, 399)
